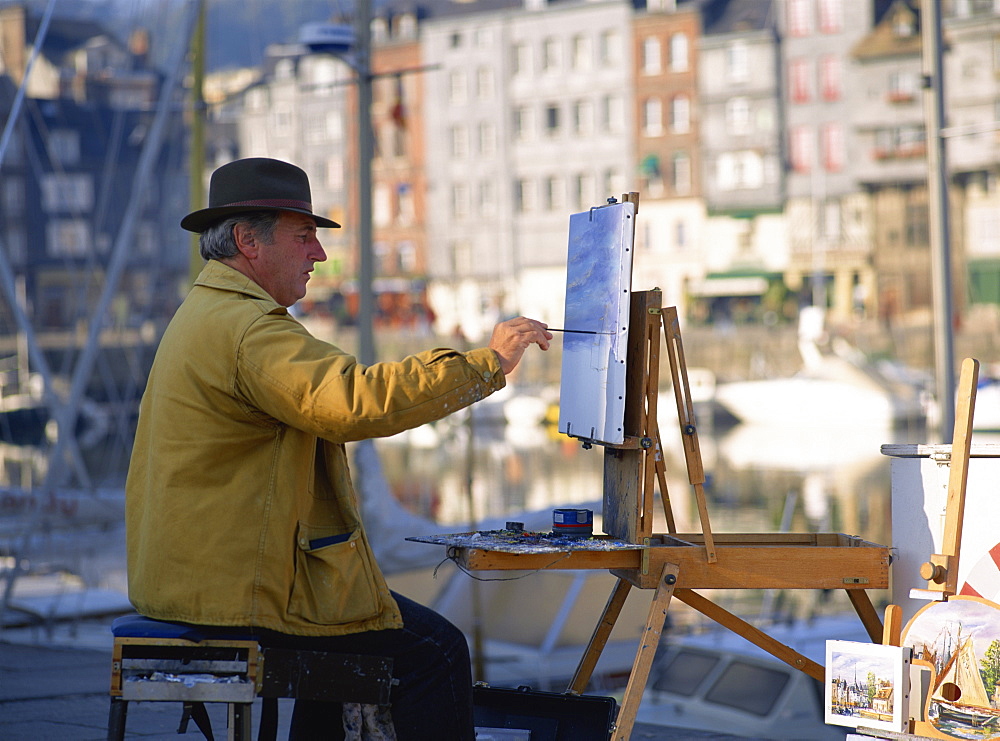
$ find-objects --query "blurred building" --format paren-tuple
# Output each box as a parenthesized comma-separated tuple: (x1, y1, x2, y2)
(204, 0, 1000, 334)
(0, 4, 188, 357)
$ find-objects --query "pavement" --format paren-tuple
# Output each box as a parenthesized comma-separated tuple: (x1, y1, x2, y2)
(0, 618, 768, 741)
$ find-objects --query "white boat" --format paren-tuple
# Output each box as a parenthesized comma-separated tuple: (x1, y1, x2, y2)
(713, 310, 927, 429)
(636, 614, 870, 740)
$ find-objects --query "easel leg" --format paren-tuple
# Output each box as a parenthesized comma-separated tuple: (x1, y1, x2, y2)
(845, 589, 884, 643)
(613, 563, 679, 741)
(568, 577, 633, 695)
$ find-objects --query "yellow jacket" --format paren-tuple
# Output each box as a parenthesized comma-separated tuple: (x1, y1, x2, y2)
(126, 260, 504, 635)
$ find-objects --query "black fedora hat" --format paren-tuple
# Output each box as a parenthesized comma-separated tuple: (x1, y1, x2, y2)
(181, 157, 341, 232)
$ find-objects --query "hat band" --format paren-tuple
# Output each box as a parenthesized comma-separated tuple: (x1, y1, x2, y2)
(222, 198, 314, 212)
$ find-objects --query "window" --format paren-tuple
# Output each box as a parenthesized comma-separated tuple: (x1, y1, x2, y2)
(642, 98, 663, 137)
(906, 202, 929, 246)
(275, 58, 295, 80)
(374, 184, 391, 227)
(273, 103, 293, 134)
(790, 126, 813, 173)
(642, 36, 661, 75)
(572, 34, 591, 70)
(398, 14, 417, 39)
(397, 183, 415, 225)
(449, 69, 467, 104)
(449, 31, 463, 49)
(672, 151, 691, 195)
(6, 226, 25, 265)
(3, 177, 24, 216)
(305, 114, 328, 145)
(47, 219, 91, 257)
(572, 173, 595, 210)
(821, 123, 844, 172)
(513, 107, 532, 141)
(818, 0, 843, 32)
(49, 130, 80, 166)
(888, 70, 919, 102)
(476, 67, 494, 100)
(512, 42, 531, 76)
(398, 240, 416, 272)
(515, 178, 537, 213)
(452, 183, 470, 218)
(704, 662, 790, 717)
(726, 97, 750, 134)
(478, 122, 497, 157)
(543, 37, 560, 72)
(727, 42, 749, 83)
(41, 173, 93, 213)
(652, 650, 719, 696)
(669, 33, 689, 72)
(450, 125, 469, 158)
(603, 168, 623, 199)
(821, 200, 841, 240)
(600, 29, 622, 65)
(478, 180, 496, 217)
(602, 95, 625, 134)
(544, 176, 564, 211)
(670, 95, 690, 134)
(789, 58, 811, 103)
(717, 151, 764, 190)
(572, 99, 594, 136)
(787, 0, 812, 36)
(545, 104, 561, 137)
(820, 56, 842, 100)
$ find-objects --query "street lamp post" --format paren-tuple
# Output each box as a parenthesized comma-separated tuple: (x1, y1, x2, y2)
(921, 0, 955, 442)
(301, 13, 376, 366)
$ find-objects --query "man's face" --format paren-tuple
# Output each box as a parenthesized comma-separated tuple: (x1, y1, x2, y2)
(251, 212, 326, 307)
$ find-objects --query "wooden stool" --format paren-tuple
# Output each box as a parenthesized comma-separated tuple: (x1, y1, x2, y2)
(108, 614, 394, 741)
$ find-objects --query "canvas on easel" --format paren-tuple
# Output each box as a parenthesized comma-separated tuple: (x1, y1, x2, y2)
(557, 200, 635, 446)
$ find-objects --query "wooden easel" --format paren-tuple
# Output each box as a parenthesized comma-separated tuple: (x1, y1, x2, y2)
(438, 196, 891, 740)
(879, 357, 979, 738)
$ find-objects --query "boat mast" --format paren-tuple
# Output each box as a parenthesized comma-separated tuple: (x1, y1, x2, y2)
(189, 0, 207, 286)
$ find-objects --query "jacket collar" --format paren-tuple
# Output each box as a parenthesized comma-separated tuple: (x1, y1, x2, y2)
(194, 259, 281, 307)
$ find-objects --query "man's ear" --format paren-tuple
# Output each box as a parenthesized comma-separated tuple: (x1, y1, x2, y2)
(233, 222, 258, 259)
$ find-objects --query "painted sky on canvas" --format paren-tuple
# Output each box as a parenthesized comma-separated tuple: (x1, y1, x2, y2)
(563, 207, 625, 351)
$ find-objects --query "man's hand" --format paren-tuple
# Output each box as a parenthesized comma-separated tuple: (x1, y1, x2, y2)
(488, 317, 553, 375)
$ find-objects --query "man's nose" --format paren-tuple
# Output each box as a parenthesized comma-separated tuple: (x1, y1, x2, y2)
(311, 239, 327, 262)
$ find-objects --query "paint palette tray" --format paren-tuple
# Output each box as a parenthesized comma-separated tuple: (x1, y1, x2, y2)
(406, 529, 646, 555)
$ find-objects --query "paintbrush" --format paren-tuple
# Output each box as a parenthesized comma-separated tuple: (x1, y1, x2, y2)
(546, 328, 613, 335)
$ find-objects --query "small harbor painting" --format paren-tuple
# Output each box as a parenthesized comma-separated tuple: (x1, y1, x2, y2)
(825, 640, 911, 732)
(902, 596, 1000, 740)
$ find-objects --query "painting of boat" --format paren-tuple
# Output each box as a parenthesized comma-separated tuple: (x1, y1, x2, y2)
(931, 637, 1000, 730)
(902, 597, 1000, 740)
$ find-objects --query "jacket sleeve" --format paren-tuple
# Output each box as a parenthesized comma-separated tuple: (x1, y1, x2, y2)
(234, 311, 506, 442)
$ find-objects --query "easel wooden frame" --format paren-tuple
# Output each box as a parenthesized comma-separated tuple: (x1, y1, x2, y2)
(443, 196, 891, 740)
(880, 357, 981, 739)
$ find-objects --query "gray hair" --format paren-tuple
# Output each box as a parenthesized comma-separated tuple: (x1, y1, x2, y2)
(199, 211, 281, 261)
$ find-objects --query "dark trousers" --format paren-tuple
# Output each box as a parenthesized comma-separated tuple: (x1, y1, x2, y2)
(249, 592, 475, 741)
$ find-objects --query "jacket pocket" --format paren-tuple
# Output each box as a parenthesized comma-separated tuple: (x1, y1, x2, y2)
(288, 523, 380, 625)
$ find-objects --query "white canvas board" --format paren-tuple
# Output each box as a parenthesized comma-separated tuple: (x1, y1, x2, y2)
(886, 448, 1000, 623)
(557, 201, 635, 446)
(825, 640, 911, 733)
